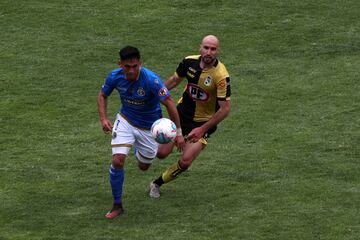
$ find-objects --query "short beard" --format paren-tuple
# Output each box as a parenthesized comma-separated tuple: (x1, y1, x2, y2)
(203, 56, 215, 64)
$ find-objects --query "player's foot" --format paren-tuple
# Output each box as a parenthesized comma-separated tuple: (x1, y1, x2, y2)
(105, 203, 124, 219)
(149, 182, 160, 198)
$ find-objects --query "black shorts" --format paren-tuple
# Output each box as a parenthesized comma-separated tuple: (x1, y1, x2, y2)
(178, 109, 217, 139)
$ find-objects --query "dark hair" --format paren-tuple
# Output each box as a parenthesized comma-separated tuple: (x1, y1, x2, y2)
(119, 46, 140, 61)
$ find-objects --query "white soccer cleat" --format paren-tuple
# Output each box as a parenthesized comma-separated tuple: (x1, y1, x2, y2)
(149, 182, 160, 198)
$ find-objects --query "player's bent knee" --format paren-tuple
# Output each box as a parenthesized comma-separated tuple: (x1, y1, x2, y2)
(156, 151, 170, 159)
(112, 154, 126, 169)
(138, 162, 151, 171)
(157, 143, 173, 159)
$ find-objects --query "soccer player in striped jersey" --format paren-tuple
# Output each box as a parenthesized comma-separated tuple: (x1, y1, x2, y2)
(149, 35, 231, 198)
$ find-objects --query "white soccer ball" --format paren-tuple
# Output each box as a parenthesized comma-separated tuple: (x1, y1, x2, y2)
(151, 118, 177, 144)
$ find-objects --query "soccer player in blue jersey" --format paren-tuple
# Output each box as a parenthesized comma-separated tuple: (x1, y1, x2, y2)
(97, 46, 185, 219)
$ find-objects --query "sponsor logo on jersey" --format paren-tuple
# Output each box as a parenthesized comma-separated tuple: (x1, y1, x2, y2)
(189, 67, 196, 73)
(186, 83, 209, 101)
(117, 87, 128, 93)
(123, 97, 145, 106)
(137, 87, 145, 96)
(186, 67, 197, 78)
(187, 71, 195, 78)
(218, 79, 226, 88)
(158, 87, 168, 97)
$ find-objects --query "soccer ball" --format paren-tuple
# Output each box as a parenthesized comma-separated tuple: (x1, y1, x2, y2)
(151, 118, 177, 144)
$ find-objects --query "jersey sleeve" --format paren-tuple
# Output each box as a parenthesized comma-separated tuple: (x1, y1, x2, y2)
(175, 58, 188, 78)
(216, 64, 231, 100)
(150, 76, 171, 102)
(101, 72, 116, 96)
(217, 77, 231, 101)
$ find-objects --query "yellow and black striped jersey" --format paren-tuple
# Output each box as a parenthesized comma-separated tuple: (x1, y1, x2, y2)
(175, 55, 231, 122)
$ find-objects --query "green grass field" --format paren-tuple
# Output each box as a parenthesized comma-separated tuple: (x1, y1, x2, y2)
(1, 0, 359, 239)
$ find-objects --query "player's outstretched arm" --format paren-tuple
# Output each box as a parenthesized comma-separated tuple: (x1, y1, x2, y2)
(165, 74, 183, 90)
(187, 100, 231, 142)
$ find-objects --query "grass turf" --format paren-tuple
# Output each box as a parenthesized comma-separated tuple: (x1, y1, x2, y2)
(1, 0, 359, 239)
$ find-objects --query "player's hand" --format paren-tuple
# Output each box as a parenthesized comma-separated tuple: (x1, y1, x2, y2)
(186, 127, 205, 143)
(174, 135, 185, 152)
(101, 119, 113, 133)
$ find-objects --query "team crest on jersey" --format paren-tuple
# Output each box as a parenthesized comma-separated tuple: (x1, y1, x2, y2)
(186, 83, 209, 101)
(158, 87, 168, 97)
(204, 75, 212, 86)
(137, 87, 145, 96)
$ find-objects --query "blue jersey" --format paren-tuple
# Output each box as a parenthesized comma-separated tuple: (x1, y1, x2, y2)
(101, 67, 170, 129)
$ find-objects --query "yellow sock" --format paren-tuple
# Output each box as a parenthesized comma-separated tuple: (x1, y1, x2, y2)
(162, 161, 186, 183)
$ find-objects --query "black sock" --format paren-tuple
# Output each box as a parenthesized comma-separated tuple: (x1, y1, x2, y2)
(153, 176, 164, 186)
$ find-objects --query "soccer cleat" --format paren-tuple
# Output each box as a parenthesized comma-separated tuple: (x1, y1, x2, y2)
(149, 182, 160, 198)
(105, 203, 124, 219)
